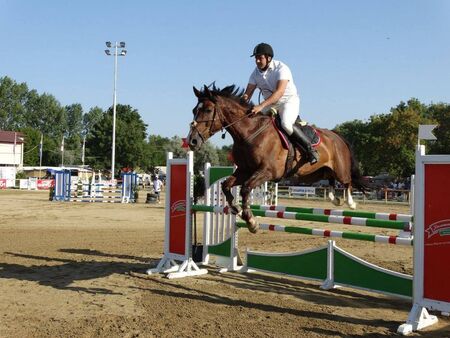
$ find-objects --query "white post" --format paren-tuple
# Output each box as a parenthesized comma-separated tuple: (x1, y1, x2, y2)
(111, 43, 118, 181)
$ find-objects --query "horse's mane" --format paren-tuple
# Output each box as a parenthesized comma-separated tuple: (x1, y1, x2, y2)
(198, 84, 252, 109)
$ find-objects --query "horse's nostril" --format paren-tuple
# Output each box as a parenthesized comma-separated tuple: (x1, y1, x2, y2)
(190, 139, 197, 146)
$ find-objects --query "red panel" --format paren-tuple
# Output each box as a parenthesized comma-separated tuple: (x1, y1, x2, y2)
(423, 164, 450, 302)
(168, 164, 187, 255)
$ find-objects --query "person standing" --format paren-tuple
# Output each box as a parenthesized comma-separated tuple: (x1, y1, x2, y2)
(242, 42, 319, 164)
(152, 175, 163, 203)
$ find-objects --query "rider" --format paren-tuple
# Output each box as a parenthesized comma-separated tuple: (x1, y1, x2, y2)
(242, 42, 319, 164)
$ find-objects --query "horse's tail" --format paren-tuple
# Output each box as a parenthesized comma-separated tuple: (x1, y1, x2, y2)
(335, 132, 370, 194)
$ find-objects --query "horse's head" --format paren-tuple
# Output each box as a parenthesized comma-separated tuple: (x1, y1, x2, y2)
(187, 85, 224, 151)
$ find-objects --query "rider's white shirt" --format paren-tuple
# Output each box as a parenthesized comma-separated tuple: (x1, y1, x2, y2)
(248, 59, 299, 102)
(153, 179, 163, 192)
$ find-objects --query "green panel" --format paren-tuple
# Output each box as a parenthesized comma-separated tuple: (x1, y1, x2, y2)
(333, 250, 412, 297)
(247, 248, 328, 280)
(208, 238, 232, 257)
(209, 167, 234, 186)
(192, 204, 214, 212)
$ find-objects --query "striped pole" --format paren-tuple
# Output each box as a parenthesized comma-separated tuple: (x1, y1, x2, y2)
(191, 204, 411, 231)
(236, 222, 413, 246)
(250, 204, 413, 223)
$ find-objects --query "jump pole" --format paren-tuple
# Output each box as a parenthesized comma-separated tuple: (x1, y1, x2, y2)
(147, 151, 207, 279)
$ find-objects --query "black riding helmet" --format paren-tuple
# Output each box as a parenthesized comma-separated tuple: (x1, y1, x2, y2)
(251, 43, 274, 58)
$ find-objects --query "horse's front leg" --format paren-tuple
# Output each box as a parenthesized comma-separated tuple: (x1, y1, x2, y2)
(240, 168, 272, 233)
(221, 169, 247, 215)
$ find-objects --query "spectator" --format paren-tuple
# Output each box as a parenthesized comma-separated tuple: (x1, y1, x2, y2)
(152, 175, 163, 203)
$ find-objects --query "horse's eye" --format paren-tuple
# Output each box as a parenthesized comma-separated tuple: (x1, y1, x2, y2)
(205, 109, 213, 114)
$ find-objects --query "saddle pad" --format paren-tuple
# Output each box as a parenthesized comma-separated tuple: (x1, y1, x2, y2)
(272, 116, 321, 148)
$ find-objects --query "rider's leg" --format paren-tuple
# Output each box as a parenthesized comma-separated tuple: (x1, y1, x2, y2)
(291, 124, 319, 164)
(278, 98, 319, 165)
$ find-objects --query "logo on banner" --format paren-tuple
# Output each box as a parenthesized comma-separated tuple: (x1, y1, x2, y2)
(171, 200, 186, 218)
(426, 219, 450, 239)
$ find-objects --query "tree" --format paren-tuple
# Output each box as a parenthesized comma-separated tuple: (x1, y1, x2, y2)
(427, 103, 450, 154)
(144, 135, 171, 171)
(64, 103, 84, 165)
(0, 76, 29, 130)
(24, 92, 67, 137)
(21, 127, 41, 166)
(86, 104, 147, 175)
(217, 145, 233, 166)
(336, 99, 435, 178)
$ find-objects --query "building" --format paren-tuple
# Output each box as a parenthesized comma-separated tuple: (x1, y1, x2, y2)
(0, 131, 24, 187)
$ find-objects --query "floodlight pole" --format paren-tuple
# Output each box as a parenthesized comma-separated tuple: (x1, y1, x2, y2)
(105, 41, 126, 181)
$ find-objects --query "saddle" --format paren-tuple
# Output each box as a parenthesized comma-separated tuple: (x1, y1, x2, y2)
(272, 114, 320, 149)
(271, 113, 321, 178)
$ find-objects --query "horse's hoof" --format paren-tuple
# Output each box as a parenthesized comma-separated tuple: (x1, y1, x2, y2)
(247, 218, 259, 234)
(332, 197, 341, 206)
(348, 202, 357, 210)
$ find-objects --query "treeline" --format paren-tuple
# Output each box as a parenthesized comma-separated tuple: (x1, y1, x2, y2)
(0, 76, 232, 175)
(1, 76, 449, 178)
(335, 98, 450, 178)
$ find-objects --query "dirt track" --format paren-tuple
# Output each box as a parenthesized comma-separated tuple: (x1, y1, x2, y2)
(1, 190, 449, 337)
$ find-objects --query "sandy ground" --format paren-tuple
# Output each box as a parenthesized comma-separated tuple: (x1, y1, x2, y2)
(1, 189, 449, 338)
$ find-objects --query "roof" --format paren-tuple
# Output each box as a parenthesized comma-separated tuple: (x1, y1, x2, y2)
(0, 131, 25, 144)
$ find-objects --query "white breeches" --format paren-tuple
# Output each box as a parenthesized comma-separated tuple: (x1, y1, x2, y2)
(262, 96, 300, 135)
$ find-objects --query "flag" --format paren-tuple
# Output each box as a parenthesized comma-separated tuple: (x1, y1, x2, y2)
(60, 136, 65, 152)
(418, 125, 437, 141)
(181, 138, 189, 149)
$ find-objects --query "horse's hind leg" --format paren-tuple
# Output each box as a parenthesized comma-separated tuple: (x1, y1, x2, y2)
(345, 185, 357, 209)
(327, 178, 343, 206)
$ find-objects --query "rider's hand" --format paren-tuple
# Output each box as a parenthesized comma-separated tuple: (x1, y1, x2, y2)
(251, 104, 264, 115)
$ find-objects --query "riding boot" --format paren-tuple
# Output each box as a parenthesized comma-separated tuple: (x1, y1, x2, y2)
(290, 125, 320, 164)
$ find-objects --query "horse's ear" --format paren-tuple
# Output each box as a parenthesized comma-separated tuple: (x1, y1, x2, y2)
(203, 85, 212, 99)
(193, 86, 201, 98)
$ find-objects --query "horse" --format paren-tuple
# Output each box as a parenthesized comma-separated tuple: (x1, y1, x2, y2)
(187, 84, 368, 233)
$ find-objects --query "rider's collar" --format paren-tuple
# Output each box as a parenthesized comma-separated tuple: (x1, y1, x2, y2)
(258, 59, 274, 73)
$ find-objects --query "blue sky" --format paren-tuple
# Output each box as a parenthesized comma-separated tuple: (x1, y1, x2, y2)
(1, 1, 449, 146)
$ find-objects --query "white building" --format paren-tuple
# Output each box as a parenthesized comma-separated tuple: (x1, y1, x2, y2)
(0, 131, 25, 187)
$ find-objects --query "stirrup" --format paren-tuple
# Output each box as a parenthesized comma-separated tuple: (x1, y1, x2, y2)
(309, 149, 319, 164)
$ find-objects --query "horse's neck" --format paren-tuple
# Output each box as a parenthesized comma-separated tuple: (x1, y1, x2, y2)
(220, 101, 260, 142)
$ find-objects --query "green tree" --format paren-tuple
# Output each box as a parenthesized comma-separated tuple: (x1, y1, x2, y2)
(86, 104, 147, 176)
(144, 135, 171, 170)
(24, 92, 67, 137)
(427, 103, 450, 154)
(64, 103, 84, 165)
(0, 76, 29, 130)
(21, 127, 41, 166)
(217, 145, 233, 166)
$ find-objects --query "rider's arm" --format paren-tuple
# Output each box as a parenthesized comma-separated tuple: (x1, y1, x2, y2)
(252, 79, 288, 113)
(243, 83, 257, 102)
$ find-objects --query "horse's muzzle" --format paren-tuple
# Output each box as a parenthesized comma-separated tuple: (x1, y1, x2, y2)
(187, 129, 203, 151)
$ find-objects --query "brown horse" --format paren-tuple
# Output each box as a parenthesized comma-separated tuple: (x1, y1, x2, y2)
(187, 84, 367, 233)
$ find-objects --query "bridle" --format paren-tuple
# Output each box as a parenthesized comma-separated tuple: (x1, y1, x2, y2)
(189, 98, 268, 144)
(189, 101, 223, 143)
